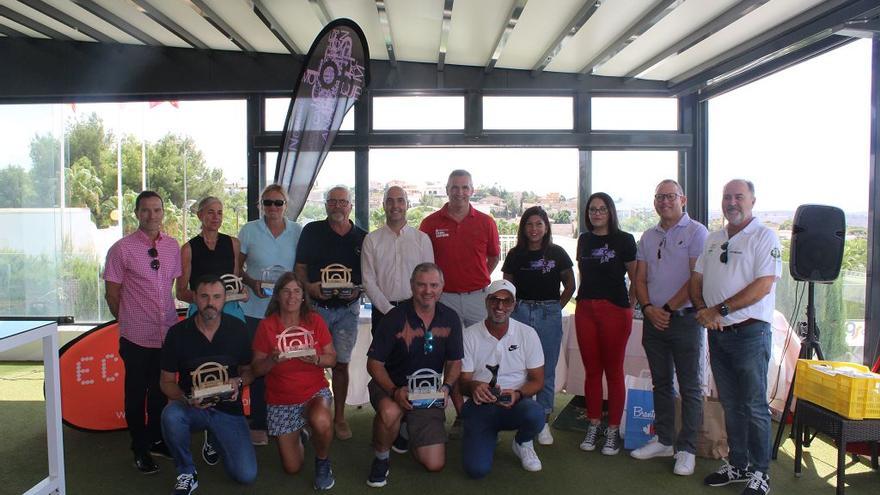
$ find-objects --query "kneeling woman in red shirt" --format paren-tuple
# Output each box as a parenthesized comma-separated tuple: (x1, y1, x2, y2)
(252, 271, 338, 490)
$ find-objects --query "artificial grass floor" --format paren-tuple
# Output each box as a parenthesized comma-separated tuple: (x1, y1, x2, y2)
(2, 362, 878, 494)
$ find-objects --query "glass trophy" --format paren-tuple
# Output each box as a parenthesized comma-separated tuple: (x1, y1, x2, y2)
(221, 273, 246, 301)
(485, 363, 511, 404)
(189, 361, 235, 403)
(406, 368, 445, 409)
(276, 326, 317, 359)
(261, 265, 286, 296)
(319, 263, 355, 298)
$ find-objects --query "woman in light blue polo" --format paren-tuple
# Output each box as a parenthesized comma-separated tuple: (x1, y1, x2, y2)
(238, 184, 303, 446)
(502, 205, 575, 446)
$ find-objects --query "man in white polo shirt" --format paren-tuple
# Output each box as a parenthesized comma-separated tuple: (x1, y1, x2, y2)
(689, 179, 782, 495)
(459, 280, 545, 479)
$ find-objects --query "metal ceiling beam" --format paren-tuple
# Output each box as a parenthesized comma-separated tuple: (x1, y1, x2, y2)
(250, 0, 300, 55)
(669, 0, 880, 96)
(0, 22, 24, 37)
(0, 4, 71, 39)
(127, 0, 208, 49)
(375, 0, 397, 66)
(531, 0, 599, 76)
(625, 0, 770, 80)
(837, 16, 880, 37)
(308, 0, 331, 26)
(71, 0, 160, 46)
(485, 0, 528, 74)
(580, 0, 685, 75)
(437, 0, 454, 71)
(183, 0, 254, 52)
(17, 0, 114, 42)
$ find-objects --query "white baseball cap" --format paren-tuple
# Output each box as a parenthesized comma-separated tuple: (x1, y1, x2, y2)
(486, 279, 516, 299)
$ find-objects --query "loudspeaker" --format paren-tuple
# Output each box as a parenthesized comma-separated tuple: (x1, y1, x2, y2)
(789, 204, 845, 283)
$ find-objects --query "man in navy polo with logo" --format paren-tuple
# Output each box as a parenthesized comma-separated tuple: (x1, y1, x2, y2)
(690, 179, 782, 495)
(295, 185, 367, 441)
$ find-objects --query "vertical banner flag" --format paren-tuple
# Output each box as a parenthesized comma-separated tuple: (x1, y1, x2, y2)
(276, 19, 370, 219)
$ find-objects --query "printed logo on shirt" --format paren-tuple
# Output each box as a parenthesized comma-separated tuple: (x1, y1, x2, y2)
(770, 247, 781, 259)
(527, 258, 556, 274)
(591, 244, 616, 264)
(508, 345, 519, 352)
(435, 228, 449, 238)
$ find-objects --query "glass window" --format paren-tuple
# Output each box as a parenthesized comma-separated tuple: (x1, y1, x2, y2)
(590, 150, 679, 238)
(0, 100, 246, 324)
(264, 151, 355, 225)
(483, 96, 573, 130)
(368, 148, 579, 279)
(264, 97, 354, 132)
(591, 97, 678, 131)
(372, 96, 464, 130)
(708, 39, 871, 362)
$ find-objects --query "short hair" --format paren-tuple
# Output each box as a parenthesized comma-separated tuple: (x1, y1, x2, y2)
(325, 185, 351, 201)
(410, 262, 444, 285)
(656, 179, 684, 196)
(197, 196, 222, 213)
(383, 185, 408, 203)
(193, 273, 224, 292)
(585, 192, 622, 234)
(728, 179, 756, 195)
(446, 169, 472, 187)
(134, 190, 163, 211)
(260, 184, 289, 204)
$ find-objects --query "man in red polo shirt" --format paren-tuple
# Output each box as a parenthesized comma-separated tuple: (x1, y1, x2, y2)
(420, 169, 500, 433)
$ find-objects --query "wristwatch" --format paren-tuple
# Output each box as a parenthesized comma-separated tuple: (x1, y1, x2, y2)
(717, 302, 730, 317)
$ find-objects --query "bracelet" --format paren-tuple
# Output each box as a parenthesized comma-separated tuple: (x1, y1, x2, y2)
(642, 303, 653, 310)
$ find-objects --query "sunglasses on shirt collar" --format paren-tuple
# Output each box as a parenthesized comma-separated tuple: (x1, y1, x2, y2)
(148, 247, 160, 270)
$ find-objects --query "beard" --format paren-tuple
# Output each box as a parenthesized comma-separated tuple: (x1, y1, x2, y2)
(200, 306, 219, 321)
(725, 208, 746, 225)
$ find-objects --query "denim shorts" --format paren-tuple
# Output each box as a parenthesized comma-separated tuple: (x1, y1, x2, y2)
(315, 301, 360, 363)
(267, 387, 332, 436)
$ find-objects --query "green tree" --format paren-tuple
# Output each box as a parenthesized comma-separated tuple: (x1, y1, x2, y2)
(0, 166, 37, 207)
(28, 133, 62, 206)
(66, 157, 104, 222)
(619, 208, 657, 233)
(553, 210, 571, 224)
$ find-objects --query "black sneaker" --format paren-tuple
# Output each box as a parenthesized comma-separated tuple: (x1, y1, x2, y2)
(601, 427, 620, 456)
(391, 434, 409, 454)
(134, 452, 159, 474)
(150, 440, 172, 459)
(366, 457, 390, 488)
(201, 432, 219, 466)
(704, 461, 750, 486)
(172, 472, 198, 495)
(740, 470, 770, 495)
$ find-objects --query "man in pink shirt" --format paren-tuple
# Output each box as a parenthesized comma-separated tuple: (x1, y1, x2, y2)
(104, 190, 182, 474)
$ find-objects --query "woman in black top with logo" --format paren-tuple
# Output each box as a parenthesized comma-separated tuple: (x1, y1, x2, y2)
(574, 192, 637, 457)
(502, 206, 575, 446)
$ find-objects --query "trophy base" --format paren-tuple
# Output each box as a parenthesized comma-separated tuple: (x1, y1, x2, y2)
(191, 383, 235, 400)
(489, 387, 512, 405)
(409, 392, 446, 409)
(279, 348, 316, 359)
(320, 285, 355, 298)
(225, 292, 246, 302)
(260, 283, 275, 296)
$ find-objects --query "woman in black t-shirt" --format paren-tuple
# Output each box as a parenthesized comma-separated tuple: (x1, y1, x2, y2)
(574, 192, 636, 456)
(502, 206, 574, 446)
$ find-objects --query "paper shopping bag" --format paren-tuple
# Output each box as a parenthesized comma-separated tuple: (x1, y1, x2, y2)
(622, 371, 655, 450)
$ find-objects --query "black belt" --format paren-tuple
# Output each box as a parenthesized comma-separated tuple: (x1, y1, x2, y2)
(721, 318, 763, 332)
(669, 307, 697, 318)
(518, 299, 559, 306)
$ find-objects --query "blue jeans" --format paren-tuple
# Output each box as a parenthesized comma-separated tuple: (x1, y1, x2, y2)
(643, 313, 704, 454)
(161, 400, 257, 484)
(708, 320, 772, 473)
(460, 398, 544, 479)
(244, 316, 267, 430)
(315, 301, 360, 363)
(511, 301, 562, 415)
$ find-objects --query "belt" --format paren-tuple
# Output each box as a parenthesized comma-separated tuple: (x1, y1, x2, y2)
(518, 299, 560, 306)
(669, 307, 697, 318)
(721, 318, 763, 332)
(446, 288, 487, 295)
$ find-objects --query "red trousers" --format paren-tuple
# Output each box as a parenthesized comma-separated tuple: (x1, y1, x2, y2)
(575, 298, 633, 427)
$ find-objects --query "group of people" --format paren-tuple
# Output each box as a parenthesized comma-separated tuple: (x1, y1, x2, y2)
(104, 169, 780, 495)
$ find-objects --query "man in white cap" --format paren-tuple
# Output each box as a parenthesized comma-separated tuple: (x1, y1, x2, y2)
(458, 280, 545, 478)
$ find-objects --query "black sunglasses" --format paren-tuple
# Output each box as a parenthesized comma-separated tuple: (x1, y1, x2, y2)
(720, 241, 729, 264)
(148, 247, 160, 271)
(262, 199, 285, 207)
(424, 329, 434, 355)
(657, 237, 666, 260)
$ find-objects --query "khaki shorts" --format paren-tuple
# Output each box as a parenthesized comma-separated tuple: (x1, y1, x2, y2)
(368, 380, 448, 448)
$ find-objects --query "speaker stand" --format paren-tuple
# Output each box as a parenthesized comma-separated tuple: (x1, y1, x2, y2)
(771, 281, 823, 459)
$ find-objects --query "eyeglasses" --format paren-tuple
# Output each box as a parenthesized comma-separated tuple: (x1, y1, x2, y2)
(654, 192, 680, 202)
(588, 206, 608, 215)
(657, 237, 666, 260)
(720, 241, 729, 264)
(148, 247, 160, 271)
(488, 296, 516, 307)
(424, 329, 434, 354)
(325, 199, 350, 207)
(262, 199, 285, 207)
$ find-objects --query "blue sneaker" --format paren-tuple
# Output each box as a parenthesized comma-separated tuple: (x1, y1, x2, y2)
(314, 457, 335, 490)
(366, 457, 390, 488)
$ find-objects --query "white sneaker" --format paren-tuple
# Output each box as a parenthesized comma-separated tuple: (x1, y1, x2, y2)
(512, 439, 542, 472)
(537, 423, 554, 445)
(630, 436, 674, 460)
(673, 451, 695, 476)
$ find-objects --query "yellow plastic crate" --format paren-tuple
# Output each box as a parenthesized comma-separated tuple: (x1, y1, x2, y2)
(793, 359, 880, 419)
